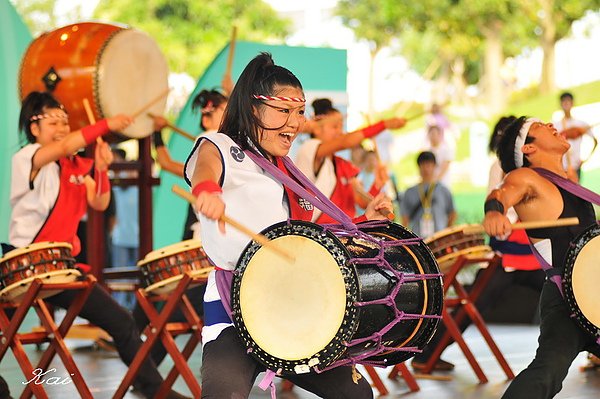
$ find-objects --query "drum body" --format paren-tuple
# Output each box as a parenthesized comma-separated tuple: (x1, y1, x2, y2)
(0, 242, 81, 303)
(231, 220, 443, 375)
(138, 240, 213, 295)
(425, 224, 492, 271)
(19, 22, 168, 140)
(563, 223, 600, 340)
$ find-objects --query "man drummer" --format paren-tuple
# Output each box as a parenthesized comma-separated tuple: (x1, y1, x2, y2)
(482, 116, 599, 398)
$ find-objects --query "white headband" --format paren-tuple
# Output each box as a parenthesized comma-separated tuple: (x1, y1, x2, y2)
(514, 118, 541, 168)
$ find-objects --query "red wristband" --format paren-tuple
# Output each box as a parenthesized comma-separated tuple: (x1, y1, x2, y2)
(81, 119, 110, 145)
(368, 183, 380, 197)
(192, 180, 222, 197)
(96, 169, 110, 195)
(362, 121, 386, 139)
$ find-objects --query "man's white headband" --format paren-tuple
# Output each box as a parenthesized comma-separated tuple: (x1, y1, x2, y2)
(514, 118, 541, 168)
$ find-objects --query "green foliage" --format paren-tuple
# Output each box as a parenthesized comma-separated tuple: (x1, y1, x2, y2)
(94, 0, 290, 77)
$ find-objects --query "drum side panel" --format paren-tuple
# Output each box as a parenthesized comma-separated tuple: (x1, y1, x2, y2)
(97, 30, 169, 138)
(239, 235, 346, 361)
(571, 236, 600, 328)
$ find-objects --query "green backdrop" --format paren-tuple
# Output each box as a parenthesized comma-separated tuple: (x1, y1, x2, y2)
(153, 41, 347, 249)
(0, 0, 32, 242)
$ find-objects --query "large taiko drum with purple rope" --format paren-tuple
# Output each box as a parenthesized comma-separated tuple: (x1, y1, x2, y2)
(231, 220, 443, 375)
(563, 223, 600, 341)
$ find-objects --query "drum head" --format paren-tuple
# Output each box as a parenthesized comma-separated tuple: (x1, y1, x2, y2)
(564, 224, 600, 338)
(143, 267, 212, 295)
(0, 269, 81, 303)
(233, 221, 358, 374)
(97, 29, 169, 139)
(138, 240, 202, 266)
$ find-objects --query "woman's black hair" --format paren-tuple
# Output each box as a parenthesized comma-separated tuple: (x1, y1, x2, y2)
(19, 91, 65, 144)
(218, 52, 304, 152)
(489, 115, 517, 153)
(191, 89, 228, 130)
(312, 98, 339, 117)
(496, 116, 536, 173)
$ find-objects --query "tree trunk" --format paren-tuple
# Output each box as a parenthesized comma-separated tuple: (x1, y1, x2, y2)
(539, 0, 557, 94)
(481, 19, 505, 115)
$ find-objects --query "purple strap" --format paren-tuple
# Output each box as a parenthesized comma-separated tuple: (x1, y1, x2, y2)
(258, 370, 277, 399)
(533, 168, 600, 205)
(528, 168, 600, 297)
(245, 151, 356, 229)
(215, 270, 234, 318)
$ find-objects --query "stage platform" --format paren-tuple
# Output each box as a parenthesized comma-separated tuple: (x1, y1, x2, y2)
(2, 310, 599, 398)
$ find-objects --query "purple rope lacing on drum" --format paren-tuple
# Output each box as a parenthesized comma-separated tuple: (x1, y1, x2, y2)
(314, 220, 442, 372)
(245, 152, 443, 370)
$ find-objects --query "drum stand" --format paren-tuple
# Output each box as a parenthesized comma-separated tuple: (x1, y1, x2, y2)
(393, 254, 515, 383)
(113, 272, 204, 399)
(0, 276, 97, 399)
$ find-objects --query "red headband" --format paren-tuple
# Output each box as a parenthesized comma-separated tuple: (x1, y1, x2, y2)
(252, 94, 306, 102)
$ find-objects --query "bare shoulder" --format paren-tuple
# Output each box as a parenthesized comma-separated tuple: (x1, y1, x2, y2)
(504, 168, 543, 186)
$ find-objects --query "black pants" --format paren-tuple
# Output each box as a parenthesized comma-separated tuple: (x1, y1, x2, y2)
(201, 327, 374, 399)
(502, 281, 599, 398)
(4, 281, 163, 398)
(414, 267, 546, 362)
(132, 284, 206, 365)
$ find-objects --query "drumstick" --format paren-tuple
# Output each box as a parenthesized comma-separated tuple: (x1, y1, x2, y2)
(354, 185, 395, 220)
(462, 217, 579, 235)
(171, 185, 295, 262)
(132, 87, 171, 119)
(225, 26, 237, 79)
(147, 112, 196, 141)
(82, 98, 104, 145)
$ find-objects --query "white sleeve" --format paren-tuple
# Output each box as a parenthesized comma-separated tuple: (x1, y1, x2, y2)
(10, 144, 41, 206)
(294, 138, 321, 180)
(184, 136, 225, 187)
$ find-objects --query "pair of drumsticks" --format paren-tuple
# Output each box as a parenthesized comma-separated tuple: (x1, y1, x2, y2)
(171, 185, 579, 262)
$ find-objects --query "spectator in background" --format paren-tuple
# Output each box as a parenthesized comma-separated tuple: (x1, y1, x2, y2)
(425, 125, 454, 187)
(553, 92, 597, 181)
(400, 151, 456, 238)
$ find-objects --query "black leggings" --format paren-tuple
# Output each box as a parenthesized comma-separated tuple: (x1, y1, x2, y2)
(502, 282, 599, 398)
(200, 327, 374, 399)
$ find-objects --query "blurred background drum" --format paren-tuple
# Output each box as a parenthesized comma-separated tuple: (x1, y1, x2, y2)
(0, 242, 80, 303)
(425, 224, 492, 272)
(19, 22, 169, 140)
(138, 240, 213, 295)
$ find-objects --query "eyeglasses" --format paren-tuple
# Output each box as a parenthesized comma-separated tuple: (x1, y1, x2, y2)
(260, 102, 306, 130)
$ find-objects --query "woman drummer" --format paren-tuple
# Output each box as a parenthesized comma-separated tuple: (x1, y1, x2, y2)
(185, 52, 391, 398)
(4, 91, 187, 399)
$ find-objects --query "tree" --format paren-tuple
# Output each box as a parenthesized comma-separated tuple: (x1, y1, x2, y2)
(94, 0, 290, 78)
(522, 0, 600, 93)
(336, 0, 417, 115)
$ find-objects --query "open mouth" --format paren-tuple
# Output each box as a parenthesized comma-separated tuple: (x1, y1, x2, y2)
(279, 132, 295, 145)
